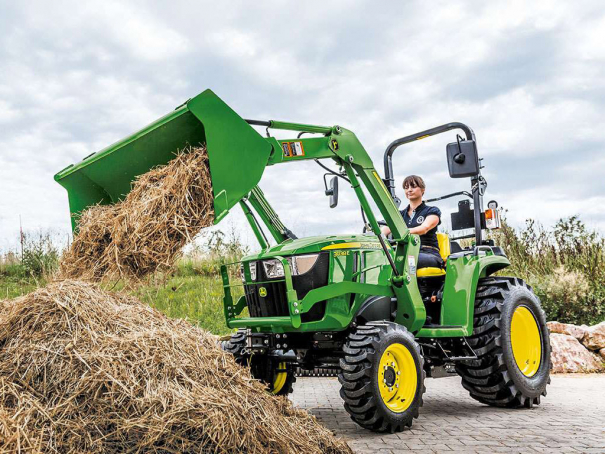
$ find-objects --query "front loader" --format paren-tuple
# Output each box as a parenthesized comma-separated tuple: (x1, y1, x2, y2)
(55, 89, 551, 433)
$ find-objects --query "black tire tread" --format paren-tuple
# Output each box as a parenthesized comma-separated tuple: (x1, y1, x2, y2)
(456, 277, 551, 408)
(221, 329, 296, 396)
(338, 321, 426, 433)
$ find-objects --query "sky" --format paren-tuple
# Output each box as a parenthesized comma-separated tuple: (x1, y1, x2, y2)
(1, 0, 604, 253)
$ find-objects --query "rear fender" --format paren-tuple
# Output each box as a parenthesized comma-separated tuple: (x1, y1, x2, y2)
(419, 251, 509, 337)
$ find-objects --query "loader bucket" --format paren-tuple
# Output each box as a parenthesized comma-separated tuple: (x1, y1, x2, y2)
(54, 89, 272, 230)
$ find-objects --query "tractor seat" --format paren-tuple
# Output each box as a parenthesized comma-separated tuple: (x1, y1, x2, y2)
(416, 233, 450, 278)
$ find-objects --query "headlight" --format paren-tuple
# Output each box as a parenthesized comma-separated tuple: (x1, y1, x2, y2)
(262, 254, 319, 279)
(241, 262, 257, 282)
(290, 254, 319, 275)
(263, 259, 284, 279)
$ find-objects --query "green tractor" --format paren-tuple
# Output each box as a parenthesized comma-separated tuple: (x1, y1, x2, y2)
(55, 89, 551, 433)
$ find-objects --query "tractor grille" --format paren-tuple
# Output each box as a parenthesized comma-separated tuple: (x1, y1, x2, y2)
(244, 280, 289, 317)
(244, 253, 330, 319)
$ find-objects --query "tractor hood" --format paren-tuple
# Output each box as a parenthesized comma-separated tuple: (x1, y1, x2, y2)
(242, 233, 384, 261)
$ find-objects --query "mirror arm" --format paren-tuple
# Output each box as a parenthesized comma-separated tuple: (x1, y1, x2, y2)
(425, 190, 472, 203)
(322, 173, 331, 193)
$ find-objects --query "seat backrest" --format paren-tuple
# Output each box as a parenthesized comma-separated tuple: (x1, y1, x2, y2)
(437, 233, 450, 260)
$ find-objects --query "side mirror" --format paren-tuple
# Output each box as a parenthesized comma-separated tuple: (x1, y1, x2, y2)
(446, 138, 479, 178)
(325, 176, 339, 208)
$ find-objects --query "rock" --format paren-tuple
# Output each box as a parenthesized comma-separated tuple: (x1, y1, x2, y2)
(547, 321, 588, 341)
(549, 333, 604, 373)
(582, 321, 605, 351)
(600, 348, 605, 361)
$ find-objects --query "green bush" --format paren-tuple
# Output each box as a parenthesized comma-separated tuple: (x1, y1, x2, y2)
(495, 216, 605, 325)
(0, 251, 24, 278)
(21, 231, 60, 278)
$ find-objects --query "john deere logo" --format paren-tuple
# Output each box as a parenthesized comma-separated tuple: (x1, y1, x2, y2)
(259, 287, 267, 297)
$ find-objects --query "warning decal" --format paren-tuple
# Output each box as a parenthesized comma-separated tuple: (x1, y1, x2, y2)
(408, 255, 417, 275)
(281, 141, 305, 158)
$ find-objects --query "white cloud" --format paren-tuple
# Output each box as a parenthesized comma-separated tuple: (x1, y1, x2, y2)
(0, 100, 20, 123)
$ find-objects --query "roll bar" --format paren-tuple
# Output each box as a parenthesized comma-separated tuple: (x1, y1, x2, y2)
(382, 122, 485, 246)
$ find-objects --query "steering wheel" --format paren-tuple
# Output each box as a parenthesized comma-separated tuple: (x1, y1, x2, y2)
(364, 221, 396, 245)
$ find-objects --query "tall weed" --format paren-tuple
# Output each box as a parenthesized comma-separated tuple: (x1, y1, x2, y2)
(495, 216, 604, 325)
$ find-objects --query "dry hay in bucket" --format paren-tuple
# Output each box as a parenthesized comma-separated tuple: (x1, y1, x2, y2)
(59, 146, 214, 282)
(0, 280, 352, 454)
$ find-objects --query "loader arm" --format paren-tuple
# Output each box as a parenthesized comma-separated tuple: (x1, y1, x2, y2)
(238, 121, 427, 330)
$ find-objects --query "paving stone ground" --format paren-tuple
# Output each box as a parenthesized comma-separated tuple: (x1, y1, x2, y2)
(290, 374, 605, 454)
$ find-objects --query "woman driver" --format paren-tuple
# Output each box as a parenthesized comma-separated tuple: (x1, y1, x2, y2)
(380, 175, 444, 269)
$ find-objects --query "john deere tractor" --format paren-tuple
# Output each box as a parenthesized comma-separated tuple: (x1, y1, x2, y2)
(55, 89, 551, 433)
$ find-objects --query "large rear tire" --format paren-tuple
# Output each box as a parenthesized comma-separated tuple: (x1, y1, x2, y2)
(456, 277, 551, 407)
(339, 321, 425, 433)
(221, 329, 296, 396)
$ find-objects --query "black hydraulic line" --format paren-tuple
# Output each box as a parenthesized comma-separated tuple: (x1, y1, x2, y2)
(360, 206, 369, 232)
(245, 119, 271, 127)
(377, 234, 399, 277)
(450, 232, 475, 240)
(425, 191, 472, 203)
(314, 159, 350, 183)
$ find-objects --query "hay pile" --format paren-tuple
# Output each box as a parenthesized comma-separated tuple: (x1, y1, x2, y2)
(0, 281, 352, 453)
(59, 146, 214, 282)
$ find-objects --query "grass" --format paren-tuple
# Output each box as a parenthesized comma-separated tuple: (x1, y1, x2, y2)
(0, 256, 46, 299)
(0, 273, 43, 299)
(133, 265, 244, 336)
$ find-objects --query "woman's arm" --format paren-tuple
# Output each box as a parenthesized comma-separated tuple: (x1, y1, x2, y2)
(381, 214, 439, 236)
(408, 214, 439, 235)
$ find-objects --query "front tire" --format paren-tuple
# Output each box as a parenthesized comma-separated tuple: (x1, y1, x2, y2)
(339, 321, 425, 433)
(221, 329, 296, 396)
(456, 277, 551, 407)
(249, 355, 297, 396)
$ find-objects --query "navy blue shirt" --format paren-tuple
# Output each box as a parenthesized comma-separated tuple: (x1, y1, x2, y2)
(401, 202, 441, 250)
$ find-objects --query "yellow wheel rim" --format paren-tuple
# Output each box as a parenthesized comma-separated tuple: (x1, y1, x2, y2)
(271, 362, 288, 394)
(378, 343, 417, 413)
(511, 306, 542, 377)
